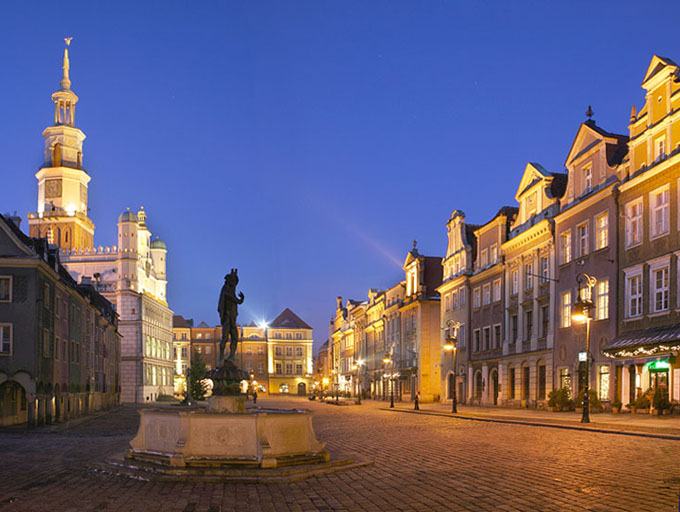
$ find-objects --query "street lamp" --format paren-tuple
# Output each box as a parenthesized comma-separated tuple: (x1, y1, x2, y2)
(352, 360, 363, 405)
(444, 320, 461, 414)
(383, 354, 394, 408)
(572, 273, 596, 424)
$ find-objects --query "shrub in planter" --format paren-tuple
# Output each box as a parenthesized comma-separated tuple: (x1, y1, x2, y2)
(652, 386, 670, 414)
(611, 398, 622, 413)
(547, 387, 572, 411)
(576, 389, 602, 412)
(634, 393, 650, 410)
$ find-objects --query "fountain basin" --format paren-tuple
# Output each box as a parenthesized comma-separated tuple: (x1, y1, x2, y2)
(127, 406, 328, 469)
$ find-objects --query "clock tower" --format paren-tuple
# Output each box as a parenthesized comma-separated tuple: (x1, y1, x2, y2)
(28, 39, 94, 249)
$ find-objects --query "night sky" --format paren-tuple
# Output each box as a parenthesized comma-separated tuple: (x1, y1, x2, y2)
(2, 2, 679, 351)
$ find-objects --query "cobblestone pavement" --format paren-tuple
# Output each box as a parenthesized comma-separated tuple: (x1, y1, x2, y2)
(1, 396, 679, 512)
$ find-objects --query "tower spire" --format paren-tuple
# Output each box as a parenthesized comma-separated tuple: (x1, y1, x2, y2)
(61, 37, 73, 90)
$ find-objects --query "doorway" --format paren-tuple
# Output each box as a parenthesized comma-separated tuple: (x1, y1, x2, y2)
(491, 370, 499, 405)
(297, 382, 306, 396)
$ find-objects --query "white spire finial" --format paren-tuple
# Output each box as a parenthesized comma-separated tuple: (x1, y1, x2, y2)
(60, 37, 72, 90)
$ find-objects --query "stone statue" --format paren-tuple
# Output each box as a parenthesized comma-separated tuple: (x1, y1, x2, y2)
(217, 268, 245, 366)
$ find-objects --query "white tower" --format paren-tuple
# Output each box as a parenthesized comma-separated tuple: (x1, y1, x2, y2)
(28, 38, 94, 249)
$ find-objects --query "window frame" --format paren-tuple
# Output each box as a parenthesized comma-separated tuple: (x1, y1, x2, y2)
(595, 211, 609, 250)
(560, 230, 572, 264)
(492, 279, 502, 302)
(625, 267, 643, 318)
(0, 323, 12, 355)
(482, 283, 491, 306)
(625, 198, 643, 248)
(650, 262, 670, 313)
(0, 276, 12, 302)
(576, 221, 589, 259)
(595, 279, 609, 320)
(560, 291, 572, 328)
(649, 185, 670, 239)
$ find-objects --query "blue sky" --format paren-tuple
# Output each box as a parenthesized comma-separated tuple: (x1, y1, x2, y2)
(2, 2, 679, 350)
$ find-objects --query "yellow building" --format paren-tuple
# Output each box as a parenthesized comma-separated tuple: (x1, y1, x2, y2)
(267, 308, 314, 395)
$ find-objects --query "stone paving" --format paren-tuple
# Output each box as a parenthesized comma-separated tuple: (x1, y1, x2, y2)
(0, 396, 679, 512)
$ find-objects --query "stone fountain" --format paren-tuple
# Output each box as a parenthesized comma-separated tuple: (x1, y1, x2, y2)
(119, 270, 338, 479)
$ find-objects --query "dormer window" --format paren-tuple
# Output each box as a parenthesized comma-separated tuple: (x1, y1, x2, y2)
(480, 249, 488, 267)
(584, 166, 592, 193)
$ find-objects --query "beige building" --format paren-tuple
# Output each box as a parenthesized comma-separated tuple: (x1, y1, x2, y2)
(267, 308, 314, 395)
(501, 163, 566, 407)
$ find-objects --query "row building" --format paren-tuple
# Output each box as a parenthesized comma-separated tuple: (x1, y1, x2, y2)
(324, 55, 680, 410)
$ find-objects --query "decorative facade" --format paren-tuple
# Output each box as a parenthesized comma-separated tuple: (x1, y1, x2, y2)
(27, 43, 173, 403)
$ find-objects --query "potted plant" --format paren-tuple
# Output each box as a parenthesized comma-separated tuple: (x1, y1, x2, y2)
(652, 386, 670, 416)
(611, 398, 622, 414)
(627, 402, 636, 413)
(634, 393, 651, 413)
(547, 389, 560, 412)
(575, 389, 602, 413)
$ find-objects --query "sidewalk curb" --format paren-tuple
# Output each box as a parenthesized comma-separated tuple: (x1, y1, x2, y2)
(383, 408, 680, 441)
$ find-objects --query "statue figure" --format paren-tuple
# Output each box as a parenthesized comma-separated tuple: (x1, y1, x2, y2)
(217, 269, 245, 366)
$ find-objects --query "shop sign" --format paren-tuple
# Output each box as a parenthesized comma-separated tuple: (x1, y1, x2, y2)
(646, 360, 670, 371)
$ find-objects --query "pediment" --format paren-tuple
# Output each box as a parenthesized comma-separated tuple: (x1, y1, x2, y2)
(642, 55, 679, 87)
(515, 162, 550, 201)
(565, 124, 606, 167)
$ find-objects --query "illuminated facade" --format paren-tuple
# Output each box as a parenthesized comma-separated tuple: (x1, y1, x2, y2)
(266, 308, 314, 395)
(27, 43, 173, 403)
(604, 56, 680, 404)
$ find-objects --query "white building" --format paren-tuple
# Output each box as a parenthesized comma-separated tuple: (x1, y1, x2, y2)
(27, 41, 173, 402)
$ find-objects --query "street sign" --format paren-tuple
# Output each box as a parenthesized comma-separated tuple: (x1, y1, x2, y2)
(578, 351, 587, 362)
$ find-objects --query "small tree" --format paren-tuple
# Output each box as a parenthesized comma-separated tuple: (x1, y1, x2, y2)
(188, 350, 207, 401)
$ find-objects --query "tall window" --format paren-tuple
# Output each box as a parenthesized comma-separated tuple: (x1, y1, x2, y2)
(598, 365, 610, 400)
(285, 363, 293, 374)
(286, 346, 293, 356)
(540, 256, 549, 284)
(483, 284, 491, 305)
(0, 323, 12, 355)
(473, 330, 480, 352)
(584, 166, 592, 193)
(577, 222, 589, 258)
(625, 199, 643, 247)
(490, 244, 498, 263)
(509, 368, 516, 399)
(538, 365, 546, 400)
(655, 137, 666, 161)
(511, 269, 519, 295)
(473, 288, 481, 308)
(651, 266, 669, 313)
(296, 346, 304, 356)
(494, 325, 501, 349)
(650, 186, 669, 238)
(483, 327, 490, 350)
(525, 262, 534, 290)
(452, 290, 459, 309)
(559, 368, 571, 391)
(275, 346, 282, 356)
(541, 304, 549, 338)
(595, 280, 609, 320)
(457, 324, 466, 348)
(560, 230, 572, 264)
(525, 310, 533, 340)
(595, 213, 608, 250)
(480, 249, 488, 267)
(295, 363, 303, 374)
(493, 279, 501, 302)
(561, 292, 572, 328)
(275, 363, 282, 374)
(459, 288, 466, 306)
(445, 293, 451, 311)
(627, 274, 642, 317)
(511, 315, 518, 342)
(0, 277, 11, 302)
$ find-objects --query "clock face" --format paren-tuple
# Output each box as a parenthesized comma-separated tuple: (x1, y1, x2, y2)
(45, 179, 62, 199)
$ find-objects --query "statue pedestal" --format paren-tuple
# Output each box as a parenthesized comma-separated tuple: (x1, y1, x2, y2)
(207, 395, 246, 413)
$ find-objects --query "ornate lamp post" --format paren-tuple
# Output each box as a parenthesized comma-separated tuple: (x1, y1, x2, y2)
(444, 320, 461, 414)
(572, 273, 596, 424)
(383, 354, 394, 408)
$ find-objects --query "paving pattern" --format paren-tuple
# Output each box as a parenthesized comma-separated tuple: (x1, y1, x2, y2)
(0, 396, 679, 512)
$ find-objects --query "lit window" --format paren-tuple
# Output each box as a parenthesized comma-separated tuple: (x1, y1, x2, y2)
(595, 280, 609, 320)
(625, 199, 643, 247)
(559, 368, 571, 391)
(0, 277, 11, 302)
(560, 230, 572, 264)
(598, 365, 610, 400)
(258, 346, 264, 355)
(490, 244, 498, 263)
(561, 292, 572, 328)
(626, 273, 642, 318)
(650, 186, 669, 238)
(246, 346, 252, 355)
(651, 266, 669, 313)
(595, 213, 608, 250)
(576, 222, 589, 258)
